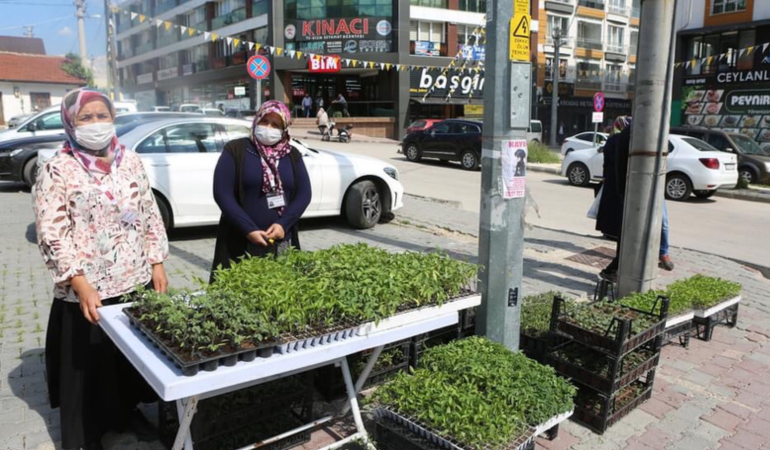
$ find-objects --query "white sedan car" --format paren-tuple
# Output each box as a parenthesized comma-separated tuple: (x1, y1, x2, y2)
(38, 118, 404, 229)
(561, 134, 738, 201)
(561, 132, 609, 156)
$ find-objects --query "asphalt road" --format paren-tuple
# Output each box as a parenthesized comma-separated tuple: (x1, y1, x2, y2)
(315, 138, 770, 272)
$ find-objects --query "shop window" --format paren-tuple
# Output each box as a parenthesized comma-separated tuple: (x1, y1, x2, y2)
(30, 93, 51, 111)
(711, 0, 746, 15)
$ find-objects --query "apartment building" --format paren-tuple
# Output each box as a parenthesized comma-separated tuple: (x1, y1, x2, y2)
(674, 0, 770, 146)
(535, 0, 640, 135)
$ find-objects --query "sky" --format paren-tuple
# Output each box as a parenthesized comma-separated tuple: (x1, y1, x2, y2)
(0, 0, 107, 59)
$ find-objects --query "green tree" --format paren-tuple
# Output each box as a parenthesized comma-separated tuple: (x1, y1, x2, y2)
(62, 52, 94, 87)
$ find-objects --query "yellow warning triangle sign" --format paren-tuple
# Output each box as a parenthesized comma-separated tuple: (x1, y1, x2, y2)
(513, 15, 530, 38)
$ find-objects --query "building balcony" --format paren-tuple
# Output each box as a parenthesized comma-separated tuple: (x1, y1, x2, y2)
(157, 32, 180, 48)
(120, 46, 135, 59)
(136, 42, 156, 55)
(196, 59, 210, 72)
(117, 19, 133, 34)
(603, 81, 626, 92)
(578, 0, 605, 9)
(182, 21, 208, 39)
(253, 0, 268, 16)
(576, 38, 603, 50)
(211, 7, 246, 30)
(576, 78, 602, 90)
(545, 0, 575, 14)
(155, 0, 177, 15)
(607, 3, 628, 15)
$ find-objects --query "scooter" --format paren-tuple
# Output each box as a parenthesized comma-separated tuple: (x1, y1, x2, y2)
(320, 122, 354, 143)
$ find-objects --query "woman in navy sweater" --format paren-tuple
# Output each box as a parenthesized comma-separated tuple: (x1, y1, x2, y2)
(210, 101, 311, 280)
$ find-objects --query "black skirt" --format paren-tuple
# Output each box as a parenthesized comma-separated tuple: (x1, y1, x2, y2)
(46, 287, 157, 449)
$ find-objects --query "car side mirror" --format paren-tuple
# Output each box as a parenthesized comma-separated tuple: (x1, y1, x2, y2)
(725, 147, 734, 153)
(26, 123, 37, 132)
(597, 146, 605, 153)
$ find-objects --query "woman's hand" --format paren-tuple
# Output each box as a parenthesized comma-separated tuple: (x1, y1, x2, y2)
(248, 230, 270, 247)
(152, 263, 168, 293)
(71, 275, 102, 324)
(265, 223, 285, 241)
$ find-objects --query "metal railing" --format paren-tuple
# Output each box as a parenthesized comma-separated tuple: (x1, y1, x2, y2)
(136, 42, 156, 54)
(605, 43, 626, 54)
(576, 38, 603, 50)
(603, 81, 625, 92)
(607, 3, 628, 14)
(182, 21, 208, 39)
(211, 7, 246, 30)
(157, 32, 180, 48)
(576, 78, 602, 89)
(578, 0, 605, 9)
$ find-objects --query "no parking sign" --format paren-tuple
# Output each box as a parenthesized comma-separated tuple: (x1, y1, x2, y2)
(247, 55, 271, 80)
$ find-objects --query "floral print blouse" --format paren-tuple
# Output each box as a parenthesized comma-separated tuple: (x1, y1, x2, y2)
(34, 150, 169, 303)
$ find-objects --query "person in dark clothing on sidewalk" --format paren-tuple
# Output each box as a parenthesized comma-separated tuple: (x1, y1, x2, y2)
(210, 100, 312, 281)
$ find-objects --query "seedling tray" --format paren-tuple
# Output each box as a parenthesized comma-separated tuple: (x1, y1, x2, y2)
(551, 297, 669, 356)
(546, 343, 660, 395)
(571, 379, 653, 434)
(662, 316, 694, 348)
(410, 325, 462, 368)
(694, 303, 739, 342)
(375, 407, 537, 450)
(124, 307, 280, 376)
(359, 292, 481, 336)
(693, 295, 741, 318)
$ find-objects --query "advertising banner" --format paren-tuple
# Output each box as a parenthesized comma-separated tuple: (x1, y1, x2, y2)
(415, 41, 440, 56)
(284, 17, 393, 54)
(458, 44, 485, 61)
(410, 68, 485, 99)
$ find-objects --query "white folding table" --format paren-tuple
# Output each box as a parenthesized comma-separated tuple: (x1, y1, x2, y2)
(98, 295, 480, 450)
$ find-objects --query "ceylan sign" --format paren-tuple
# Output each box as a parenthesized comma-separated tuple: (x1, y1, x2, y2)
(308, 55, 341, 73)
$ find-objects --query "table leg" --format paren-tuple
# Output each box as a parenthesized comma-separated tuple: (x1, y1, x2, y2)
(340, 345, 384, 416)
(173, 396, 199, 450)
(340, 357, 373, 448)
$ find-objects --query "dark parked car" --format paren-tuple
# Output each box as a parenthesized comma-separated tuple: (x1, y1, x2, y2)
(402, 119, 482, 170)
(671, 127, 770, 185)
(0, 134, 65, 187)
(406, 118, 443, 135)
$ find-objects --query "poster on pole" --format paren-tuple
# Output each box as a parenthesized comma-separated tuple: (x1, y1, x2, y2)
(502, 140, 528, 199)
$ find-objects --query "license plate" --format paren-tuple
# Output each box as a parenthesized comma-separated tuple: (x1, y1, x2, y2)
(725, 163, 736, 170)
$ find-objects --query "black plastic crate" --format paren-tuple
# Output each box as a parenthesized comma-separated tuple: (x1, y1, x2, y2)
(375, 419, 445, 450)
(315, 340, 410, 401)
(550, 296, 670, 357)
(460, 307, 477, 332)
(410, 325, 463, 368)
(661, 319, 694, 348)
(570, 377, 654, 434)
(694, 304, 739, 342)
(193, 412, 311, 450)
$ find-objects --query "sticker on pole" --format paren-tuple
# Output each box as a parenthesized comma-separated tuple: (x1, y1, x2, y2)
(502, 140, 527, 199)
(592, 112, 604, 123)
(247, 55, 271, 80)
(509, 14, 531, 62)
(593, 92, 605, 112)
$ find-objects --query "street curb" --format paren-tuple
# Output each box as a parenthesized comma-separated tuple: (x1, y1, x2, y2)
(292, 131, 399, 145)
(404, 193, 464, 209)
(526, 164, 770, 204)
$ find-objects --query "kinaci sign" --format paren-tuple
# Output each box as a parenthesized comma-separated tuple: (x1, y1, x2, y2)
(284, 17, 393, 54)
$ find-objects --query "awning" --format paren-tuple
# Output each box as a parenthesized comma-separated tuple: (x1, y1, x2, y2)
(409, 97, 485, 106)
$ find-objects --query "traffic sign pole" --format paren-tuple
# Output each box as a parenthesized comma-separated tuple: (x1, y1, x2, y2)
(593, 92, 605, 148)
(247, 55, 271, 110)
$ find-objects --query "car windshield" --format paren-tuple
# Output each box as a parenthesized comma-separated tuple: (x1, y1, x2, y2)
(730, 134, 770, 156)
(682, 137, 719, 152)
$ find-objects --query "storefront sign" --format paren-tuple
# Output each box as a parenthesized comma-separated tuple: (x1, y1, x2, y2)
(183, 63, 196, 76)
(415, 41, 440, 56)
(464, 104, 484, 116)
(234, 86, 246, 97)
(308, 55, 341, 73)
(157, 67, 179, 81)
(410, 68, 485, 98)
(717, 69, 770, 84)
(543, 97, 631, 109)
(137, 73, 154, 84)
(459, 44, 485, 61)
(285, 17, 393, 54)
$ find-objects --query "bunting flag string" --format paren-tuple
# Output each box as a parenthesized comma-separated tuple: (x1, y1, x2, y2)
(673, 40, 770, 70)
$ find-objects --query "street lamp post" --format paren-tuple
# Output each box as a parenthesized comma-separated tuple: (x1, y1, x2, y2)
(549, 27, 563, 147)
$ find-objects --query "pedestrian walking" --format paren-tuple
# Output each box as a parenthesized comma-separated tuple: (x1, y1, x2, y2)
(302, 93, 313, 118)
(558, 121, 565, 144)
(333, 93, 350, 117)
(210, 100, 312, 281)
(34, 88, 168, 450)
(315, 93, 324, 111)
(316, 107, 330, 137)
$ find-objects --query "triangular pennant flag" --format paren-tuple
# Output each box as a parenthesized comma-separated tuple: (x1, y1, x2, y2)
(254, 43, 261, 50)
(674, 62, 681, 68)
(277, 47, 283, 56)
(707, 56, 713, 65)
(369, 61, 374, 69)
(233, 38, 240, 47)
(139, 14, 146, 23)
(385, 63, 391, 70)
(685, 61, 691, 69)
(747, 46, 755, 55)
(719, 53, 726, 61)
(188, 28, 195, 36)
(739, 48, 746, 58)
(181, 26, 188, 34)
(155, 19, 163, 28)
(345, 59, 351, 67)
(164, 21, 172, 31)
(288, 50, 295, 58)
(211, 33, 218, 42)
(247, 41, 254, 51)
(227, 37, 233, 45)
(204, 32, 210, 41)
(296, 51, 303, 59)
(351, 59, 357, 67)
(131, 12, 137, 21)
(764, 43, 769, 52)
(269, 46, 275, 55)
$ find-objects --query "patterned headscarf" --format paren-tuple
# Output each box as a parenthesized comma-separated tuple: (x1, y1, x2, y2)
(612, 116, 633, 136)
(60, 88, 124, 174)
(252, 101, 292, 212)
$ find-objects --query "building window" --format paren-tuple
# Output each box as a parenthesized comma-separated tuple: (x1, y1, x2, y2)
(547, 15, 569, 44)
(458, 0, 486, 12)
(30, 93, 51, 110)
(411, 0, 448, 8)
(711, 0, 746, 15)
(576, 61, 602, 89)
(629, 29, 638, 56)
(160, 53, 178, 70)
(577, 21, 602, 50)
(607, 25, 624, 53)
(605, 64, 623, 91)
(457, 24, 483, 46)
(411, 20, 445, 43)
(607, 0, 626, 15)
(545, 58, 568, 80)
(288, 0, 392, 20)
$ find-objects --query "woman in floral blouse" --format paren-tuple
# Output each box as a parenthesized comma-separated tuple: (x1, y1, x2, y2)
(34, 89, 169, 450)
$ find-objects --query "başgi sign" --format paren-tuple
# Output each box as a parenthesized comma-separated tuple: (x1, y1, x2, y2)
(410, 68, 485, 99)
(682, 68, 770, 143)
(284, 17, 393, 54)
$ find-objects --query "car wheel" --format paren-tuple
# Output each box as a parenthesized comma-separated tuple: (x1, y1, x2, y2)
(665, 174, 693, 201)
(567, 162, 590, 187)
(739, 167, 757, 185)
(154, 193, 172, 230)
(404, 143, 422, 162)
(23, 157, 38, 188)
(345, 180, 382, 229)
(460, 149, 480, 171)
(694, 190, 716, 199)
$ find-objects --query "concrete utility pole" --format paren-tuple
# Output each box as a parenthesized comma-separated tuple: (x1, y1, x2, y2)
(105, 0, 120, 99)
(476, 0, 531, 350)
(617, 0, 677, 297)
(549, 27, 562, 147)
(75, 0, 88, 60)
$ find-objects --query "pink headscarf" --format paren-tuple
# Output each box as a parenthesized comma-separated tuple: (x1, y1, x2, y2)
(252, 101, 292, 212)
(60, 88, 124, 174)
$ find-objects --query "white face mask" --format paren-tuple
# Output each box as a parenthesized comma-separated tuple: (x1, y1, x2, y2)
(254, 126, 284, 146)
(74, 122, 115, 152)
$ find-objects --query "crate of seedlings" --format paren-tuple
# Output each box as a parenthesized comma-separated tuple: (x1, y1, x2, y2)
(546, 341, 660, 396)
(410, 325, 462, 368)
(571, 376, 654, 434)
(520, 292, 574, 363)
(551, 297, 670, 356)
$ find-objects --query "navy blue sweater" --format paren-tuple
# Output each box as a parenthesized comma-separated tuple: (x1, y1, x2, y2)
(213, 143, 312, 238)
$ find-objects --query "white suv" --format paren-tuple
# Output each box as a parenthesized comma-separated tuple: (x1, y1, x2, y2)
(0, 106, 64, 144)
(561, 131, 609, 156)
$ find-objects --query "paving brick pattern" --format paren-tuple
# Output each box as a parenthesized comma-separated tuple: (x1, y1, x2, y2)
(1, 182, 769, 450)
